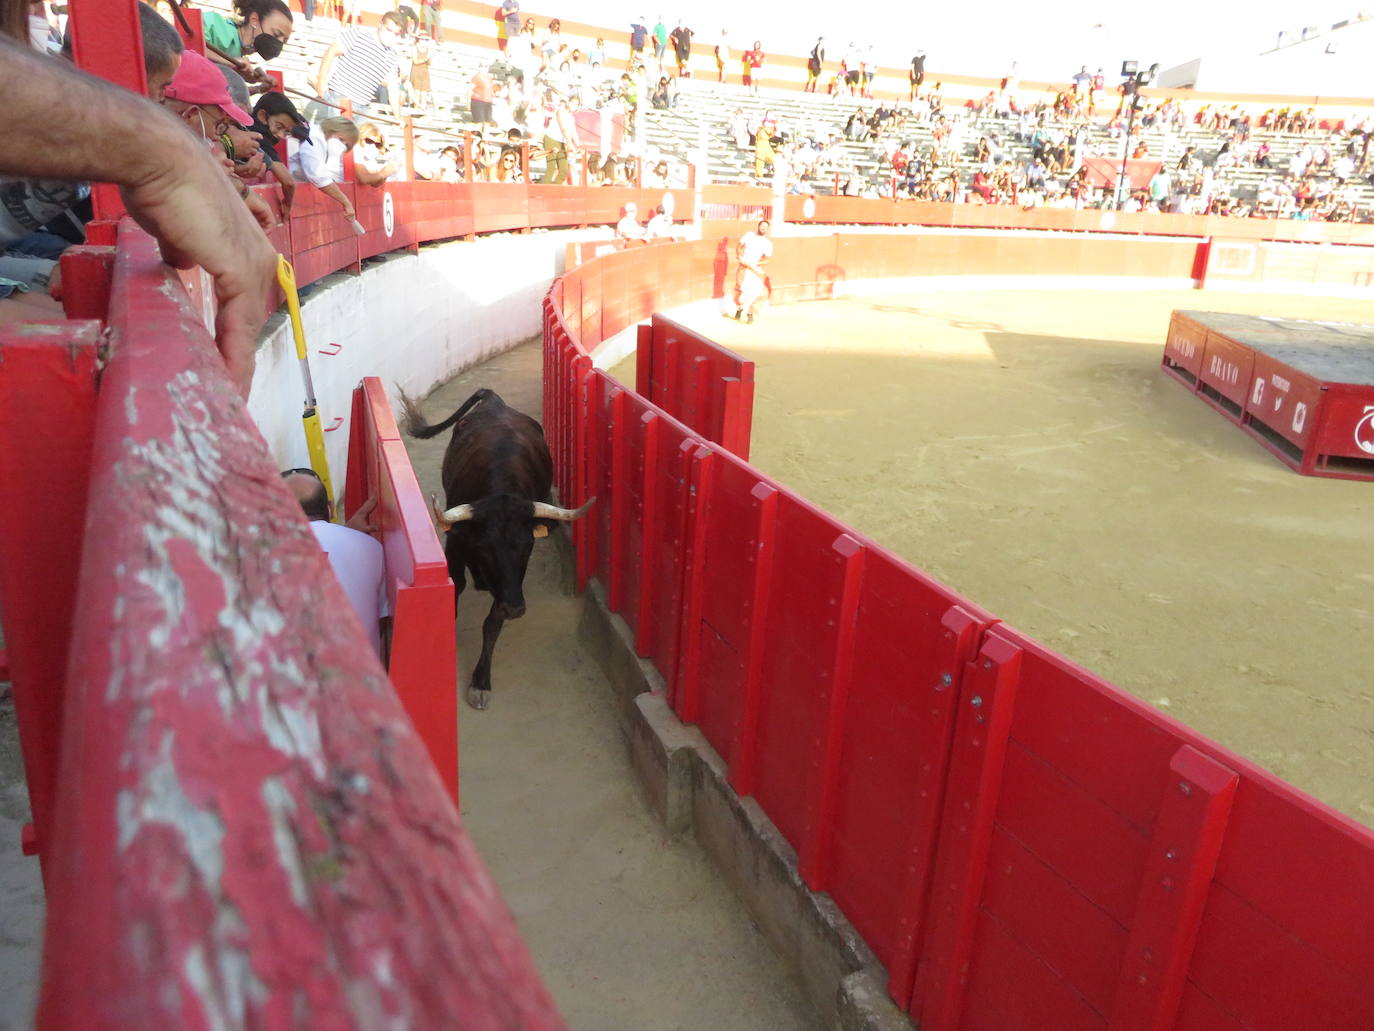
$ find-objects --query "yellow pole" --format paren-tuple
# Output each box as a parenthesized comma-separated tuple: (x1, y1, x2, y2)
(276, 256, 334, 502)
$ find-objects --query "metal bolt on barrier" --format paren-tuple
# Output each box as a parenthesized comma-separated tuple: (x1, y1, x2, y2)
(1165, 848, 1178, 861)
(1179, 781, 1193, 797)
(942, 672, 953, 685)
(1161, 876, 1176, 891)
(971, 695, 984, 707)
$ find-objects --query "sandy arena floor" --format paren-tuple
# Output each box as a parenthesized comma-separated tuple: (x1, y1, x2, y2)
(644, 287, 1374, 829)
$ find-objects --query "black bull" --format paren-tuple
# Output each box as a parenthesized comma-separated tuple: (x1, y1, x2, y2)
(402, 388, 593, 710)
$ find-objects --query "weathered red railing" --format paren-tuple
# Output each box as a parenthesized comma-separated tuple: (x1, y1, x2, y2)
(542, 234, 1374, 1030)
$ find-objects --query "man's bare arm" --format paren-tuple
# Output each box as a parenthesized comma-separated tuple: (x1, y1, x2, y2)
(0, 38, 277, 397)
(312, 41, 343, 95)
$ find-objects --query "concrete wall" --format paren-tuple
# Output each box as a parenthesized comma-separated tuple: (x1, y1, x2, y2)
(248, 228, 609, 484)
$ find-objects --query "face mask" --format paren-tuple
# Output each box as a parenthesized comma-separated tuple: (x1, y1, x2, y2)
(252, 33, 284, 60)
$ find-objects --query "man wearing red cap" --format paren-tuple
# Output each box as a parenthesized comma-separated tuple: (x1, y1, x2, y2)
(163, 49, 253, 138)
(162, 50, 274, 232)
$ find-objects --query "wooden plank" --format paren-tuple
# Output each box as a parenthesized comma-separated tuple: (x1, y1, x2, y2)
(1109, 746, 1238, 1031)
(798, 534, 865, 892)
(725, 481, 779, 795)
(0, 322, 101, 876)
(913, 629, 1022, 1030)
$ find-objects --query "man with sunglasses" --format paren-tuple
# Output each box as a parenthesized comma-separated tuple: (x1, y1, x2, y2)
(161, 50, 275, 232)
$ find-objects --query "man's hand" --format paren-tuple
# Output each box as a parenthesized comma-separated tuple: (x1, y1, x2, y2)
(346, 494, 378, 533)
(243, 188, 277, 231)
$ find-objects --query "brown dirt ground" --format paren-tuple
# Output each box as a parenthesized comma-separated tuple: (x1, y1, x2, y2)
(645, 288, 1374, 829)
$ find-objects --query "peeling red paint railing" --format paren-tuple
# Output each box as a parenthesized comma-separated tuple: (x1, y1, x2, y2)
(542, 234, 1374, 1030)
(0, 220, 567, 1029)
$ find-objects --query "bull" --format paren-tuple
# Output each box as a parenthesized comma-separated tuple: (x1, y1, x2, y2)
(401, 387, 593, 711)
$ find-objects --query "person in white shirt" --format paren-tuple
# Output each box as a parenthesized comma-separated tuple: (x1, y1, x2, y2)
(283, 468, 389, 659)
(288, 115, 359, 222)
(644, 204, 677, 240)
(732, 218, 772, 323)
(615, 201, 645, 241)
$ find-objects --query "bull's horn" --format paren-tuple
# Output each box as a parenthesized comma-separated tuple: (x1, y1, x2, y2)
(431, 494, 453, 531)
(441, 502, 477, 523)
(531, 497, 597, 522)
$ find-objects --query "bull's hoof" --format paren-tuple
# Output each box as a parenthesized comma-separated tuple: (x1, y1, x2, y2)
(466, 685, 491, 711)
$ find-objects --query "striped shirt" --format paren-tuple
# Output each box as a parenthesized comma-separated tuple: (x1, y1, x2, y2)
(326, 28, 401, 106)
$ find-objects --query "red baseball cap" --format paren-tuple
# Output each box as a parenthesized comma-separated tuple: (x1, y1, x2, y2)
(163, 51, 251, 127)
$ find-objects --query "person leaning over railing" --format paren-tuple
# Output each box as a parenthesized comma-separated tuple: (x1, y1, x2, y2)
(245, 90, 303, 218)
(161, 50, 276, 232)
(0, 33, 277, 395)
(354, 122, 403, 184)
(288, 114, 361, 223)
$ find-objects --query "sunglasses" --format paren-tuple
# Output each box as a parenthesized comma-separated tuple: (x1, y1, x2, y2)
(281, 467, 322, 481)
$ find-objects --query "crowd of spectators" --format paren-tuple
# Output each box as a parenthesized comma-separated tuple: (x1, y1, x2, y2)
(709, 53, 1374, 223)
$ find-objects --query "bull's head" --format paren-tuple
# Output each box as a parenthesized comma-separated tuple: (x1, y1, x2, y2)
(433, 494, 595, 619)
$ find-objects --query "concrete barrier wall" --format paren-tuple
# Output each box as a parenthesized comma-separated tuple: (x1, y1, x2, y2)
(248, 229, 604, 482)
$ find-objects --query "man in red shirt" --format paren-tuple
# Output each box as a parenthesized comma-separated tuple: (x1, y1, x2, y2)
(743, 41, 763, 96)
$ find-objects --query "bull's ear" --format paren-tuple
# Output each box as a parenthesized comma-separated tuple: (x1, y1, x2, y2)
(532, 524, 549, 539)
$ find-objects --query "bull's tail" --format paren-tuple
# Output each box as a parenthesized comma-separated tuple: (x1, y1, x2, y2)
(399, 387, 502, 440)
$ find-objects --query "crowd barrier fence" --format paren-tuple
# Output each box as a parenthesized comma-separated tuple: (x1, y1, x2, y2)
(542, 234, 1374, 1029)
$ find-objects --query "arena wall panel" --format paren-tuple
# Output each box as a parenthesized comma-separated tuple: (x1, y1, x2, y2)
(543, 233, 1374, 1031)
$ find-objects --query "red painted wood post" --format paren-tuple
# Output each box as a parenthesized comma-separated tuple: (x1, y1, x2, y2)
(799, 533, 866, 892)
(606, 389, 630, 613)
(1108, 745, 1239, 1031)
(403, 115, 417, 180)
(725, 481, 781, 794)
(0, 323, 101, 878)
(579, 374, 605, 594)
(68, 0, 144, 220)
(912, 629, 1023, 1028)
(635, 322, 654, 399)
(887, 605, 986, 1009)
(692, 355, 714, 441)
(389, 581, 460, 804)
(57, 247, 115, 321)
(572, 356, 594, 589)
(672, 444, 717, 721)
(633, 411, 662, 657)
(718, 377, 751, 460)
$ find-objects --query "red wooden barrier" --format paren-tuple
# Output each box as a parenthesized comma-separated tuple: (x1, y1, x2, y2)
(19, 221, 567, 1029)
(637, 315, 755, 460)
(344, 378, 458, 803)
(0, 320, 101, 877)
(543, 233, 1374, 1031)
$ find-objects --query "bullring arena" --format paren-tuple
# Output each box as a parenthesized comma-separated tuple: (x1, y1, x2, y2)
(3, 1, 1374, 1030)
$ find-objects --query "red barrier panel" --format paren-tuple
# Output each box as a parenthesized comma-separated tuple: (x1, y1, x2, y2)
(638, 315, 755, 460)
(544, 230, 1374, 1030)
(0, 320, 101, 875)
(344, 378, 458, 803)
(25, 221, 566, 1029)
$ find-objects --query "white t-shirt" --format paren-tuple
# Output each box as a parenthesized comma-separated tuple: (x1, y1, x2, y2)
(310, 520, 388, 658)
(738, 231, 773, 268)
(289, 123, 349, 189)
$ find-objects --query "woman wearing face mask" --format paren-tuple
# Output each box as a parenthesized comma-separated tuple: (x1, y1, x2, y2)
(202, 0, 293, 81)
